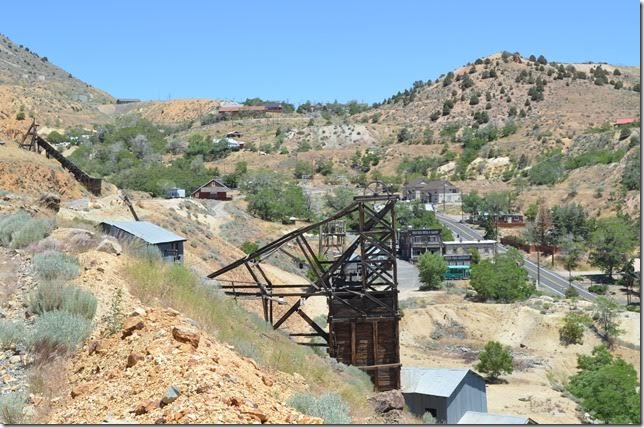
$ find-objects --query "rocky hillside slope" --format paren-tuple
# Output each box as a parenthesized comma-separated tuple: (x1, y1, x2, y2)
(0, 34, 113, 138)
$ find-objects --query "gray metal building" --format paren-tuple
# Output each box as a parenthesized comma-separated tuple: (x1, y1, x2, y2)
(400, 367, 487, 424)
(99, 220, 186, 262)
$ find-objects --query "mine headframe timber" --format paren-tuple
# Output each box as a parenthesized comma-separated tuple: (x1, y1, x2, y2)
(208, 185, 401, 391)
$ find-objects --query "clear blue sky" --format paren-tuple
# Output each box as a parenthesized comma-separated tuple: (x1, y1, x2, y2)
(1, 0, 639, 104)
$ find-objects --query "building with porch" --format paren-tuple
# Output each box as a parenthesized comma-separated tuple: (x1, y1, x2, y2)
(403, 179, 461, 204)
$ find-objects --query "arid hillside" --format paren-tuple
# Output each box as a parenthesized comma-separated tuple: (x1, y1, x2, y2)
(0, 34, 113, 139)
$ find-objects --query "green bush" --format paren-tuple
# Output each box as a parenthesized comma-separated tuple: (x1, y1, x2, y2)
(559, 312, 590, 345)
(622, 152, 640, 191)
(417, 252, 447, 290)
(565, 148, 626, 170)
(0, 320, 27, 349)
(241, 170, 311, 222)
(588, 284, 608, 294)
(475, 341, 513, 381)
(288, 392, 351, 424)
(0, 392, 26, 424)
(567, 346, 640, 423)
(240, 241, 259, 255)
(30, 310, 92, 357)
(33, 250, 80, 281)
(470, 249, 534, 302)
(529, 153, 564, 185)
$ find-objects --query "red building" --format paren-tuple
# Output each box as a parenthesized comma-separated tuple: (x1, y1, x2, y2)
(191, 178, 232, 200)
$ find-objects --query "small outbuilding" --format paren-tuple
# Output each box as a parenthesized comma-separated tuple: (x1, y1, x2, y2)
(166, 187, 186, 198)
(458, 411, 537, 424)
(191, 178, 232, 200)
(401, 367, 487, 424)
(99, 220, 186, 262)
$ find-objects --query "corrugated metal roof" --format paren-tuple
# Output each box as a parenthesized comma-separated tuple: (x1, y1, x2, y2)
(101, 220, 186, 244)
(457, 411, 530, 424)
(401, 367, 473, 398)
(444, 240, 496, 245)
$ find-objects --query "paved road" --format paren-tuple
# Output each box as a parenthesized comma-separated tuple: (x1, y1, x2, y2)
(435, 213, 596, 301)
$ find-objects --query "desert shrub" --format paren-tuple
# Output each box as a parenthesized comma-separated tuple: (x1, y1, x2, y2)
(422, 411, 437, 424)
(559, 312, 590, 345)
(529, 152, 564, 185)
(288, 392, 351, 424)
(240, 241, 259, 254)
(29, 281, 66, 315)
(0, 320, 27, 349)
(9, 218, 54, 249)
(61, 286, 97, 320)
(565, 286, 579, 299)
(0, 212, 31, 245)
(0, 392, 26, 424)
(30, 310, 92, 357)
(565, 148, 626, 170)
(33, 250, 80, 281)
(622, 152, 640, 191)
(102, 288, 124, 336)
(27, 236, 63, 254)
(588, 284, 608, 294)
(129, 244, 162, 262)
(475, 341, 513, 381)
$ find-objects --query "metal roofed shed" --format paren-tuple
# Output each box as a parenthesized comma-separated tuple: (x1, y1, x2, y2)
(99, 220, 186, 263)
(458, 411, 537, 424)
(401, 367, 487, 424)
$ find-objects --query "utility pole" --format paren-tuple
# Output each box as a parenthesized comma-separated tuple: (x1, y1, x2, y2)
(443, 182, 446, 213)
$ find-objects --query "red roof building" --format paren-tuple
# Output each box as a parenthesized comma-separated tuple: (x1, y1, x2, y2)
(191, 178, 232, 200)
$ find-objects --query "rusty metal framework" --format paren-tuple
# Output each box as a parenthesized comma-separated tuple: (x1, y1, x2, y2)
(318, 219, 346, 259)
(208, 182, 401, 390)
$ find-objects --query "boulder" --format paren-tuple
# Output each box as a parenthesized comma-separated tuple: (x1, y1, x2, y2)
(122, 318, 145, 339)
(368, 389, 405, 414)
(160, 386, 181, 406)
(130, 398, 160, 415)
(38, 193, 61, 212)
(97, 238, 122, 255)
(126, 352, 145, 368)
(172, 327, 200, 349)
(70, 383, 94, 398)
(243, 410, 268, 423)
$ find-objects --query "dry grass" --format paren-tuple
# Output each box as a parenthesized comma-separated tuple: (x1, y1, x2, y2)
(123, 257, 374, 419)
